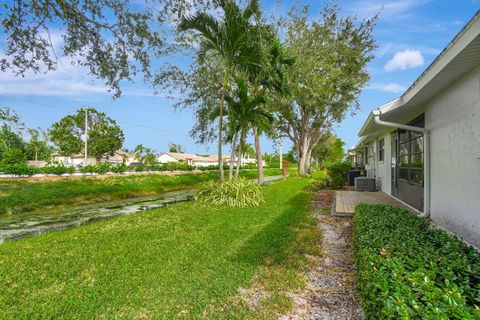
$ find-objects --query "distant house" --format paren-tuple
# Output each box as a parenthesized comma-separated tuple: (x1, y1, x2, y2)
(51, 153, 96, 167)
(350, 11, 480, 248)
(52, 150, 134, 167)
(101, 150, 135, 165)
(157, 152, 230, 167)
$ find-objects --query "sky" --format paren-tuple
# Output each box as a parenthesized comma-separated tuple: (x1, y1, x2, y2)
(0, 0, 479, 155)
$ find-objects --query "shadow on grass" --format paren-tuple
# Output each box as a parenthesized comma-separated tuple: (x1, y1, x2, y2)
(228, 191, 311, 267)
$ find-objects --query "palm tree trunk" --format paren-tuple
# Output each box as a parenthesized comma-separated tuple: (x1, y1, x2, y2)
(218, 68, 230, 183)
(253, 126, 264, 185)
(235, 129, 244, 178)
(228, 131, 237, 179)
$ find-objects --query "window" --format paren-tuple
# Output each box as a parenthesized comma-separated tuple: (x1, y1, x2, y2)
(364, 146, 369, 165)
(398, 129, 424, 185)
(378, 138, 385, 162)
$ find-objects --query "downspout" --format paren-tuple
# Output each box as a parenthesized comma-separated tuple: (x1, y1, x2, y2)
(372, 109, 431, 218)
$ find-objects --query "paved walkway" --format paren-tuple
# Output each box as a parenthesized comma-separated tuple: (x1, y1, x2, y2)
(335, 191, 414, 214)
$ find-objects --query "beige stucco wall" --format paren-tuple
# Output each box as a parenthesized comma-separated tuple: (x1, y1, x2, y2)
(425, 65, 480, 248)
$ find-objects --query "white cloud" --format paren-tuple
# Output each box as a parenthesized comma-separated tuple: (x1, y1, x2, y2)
(0, 54, 159, 98)
(367, 82, 406, 93)
(384, 49, 424, 71)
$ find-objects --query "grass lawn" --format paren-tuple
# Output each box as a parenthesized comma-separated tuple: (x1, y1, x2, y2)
(0, 177, 320, 319)
(0, 168, 284, 214)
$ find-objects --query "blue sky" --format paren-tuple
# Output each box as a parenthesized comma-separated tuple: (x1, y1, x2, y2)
(0, 0, 478, 155)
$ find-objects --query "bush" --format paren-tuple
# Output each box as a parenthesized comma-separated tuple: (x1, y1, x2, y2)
(41, 165, 74, 175)
(197, 178, 265, 207)
(325, 161, 351, 187)
(0, 164, 38, 176)
(353, 204, 480, 319)
(304, 178, 327, 192)
(110, 164, 128, 173)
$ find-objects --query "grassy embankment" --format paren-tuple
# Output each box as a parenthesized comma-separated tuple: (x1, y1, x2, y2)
(0, 177, 321, 319)
(0, 168, 290, 214)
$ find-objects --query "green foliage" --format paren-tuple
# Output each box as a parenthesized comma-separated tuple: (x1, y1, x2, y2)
(50, 107, 124, 160)
(304, 178, 328, 192)
(353, 204, 480, 319)
(0, 164, 75, 176)
(272, 4, 377, 174)
(197, 177, 265, 207)
(133, 144, 157, 165)
(1, 148, 26, 165)
(41, 165, 75, 175)
(0, 164, 37, 176)
(311, 135, 346, 165)
(0, 0, 202, 97)
(325, 161, 351, 187)
(168, 143, 185, 153)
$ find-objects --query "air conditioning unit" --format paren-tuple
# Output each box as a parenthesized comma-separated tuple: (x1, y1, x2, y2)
(354, 177, 376, 191)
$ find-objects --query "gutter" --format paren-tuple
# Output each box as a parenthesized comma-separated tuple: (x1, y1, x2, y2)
(372, 109, 431, 218)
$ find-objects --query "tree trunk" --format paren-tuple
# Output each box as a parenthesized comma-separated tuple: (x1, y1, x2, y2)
(235, 129, 244, 178)
(218, 68, 230, 183)
(253, 126, 264, 185)
(228, 131, 237, 179)
(279, 139, 283, 170)
(297, 134, 310, 175)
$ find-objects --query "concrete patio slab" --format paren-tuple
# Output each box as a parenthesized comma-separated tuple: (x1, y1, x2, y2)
(335, 191, 416, 214)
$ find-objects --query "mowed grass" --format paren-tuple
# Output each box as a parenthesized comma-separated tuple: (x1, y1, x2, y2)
(0, 177, 320, 319)
(0, 169, 282, 214)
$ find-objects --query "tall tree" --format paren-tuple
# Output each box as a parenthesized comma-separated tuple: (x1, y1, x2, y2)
(133, 144, 157, 164)
(178, 0, 262, 182)
(50, 107, 124, 161)
(0, 0, 214, 97)
(25, 128, 52, 161)
(168, 143, 185, 153)
(273, 4, 377, 174)
(224, 77, 270, 183)
(311, 135, 346, 167)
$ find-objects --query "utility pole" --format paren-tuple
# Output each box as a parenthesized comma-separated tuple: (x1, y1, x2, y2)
(84, 109, 88, 166)
(279, 139, 283, 170)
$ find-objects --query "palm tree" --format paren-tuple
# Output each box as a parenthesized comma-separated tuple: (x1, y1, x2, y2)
(178, 0, 261, 183)
(225, 77, 272, 185)
(250, 38, 294, 184)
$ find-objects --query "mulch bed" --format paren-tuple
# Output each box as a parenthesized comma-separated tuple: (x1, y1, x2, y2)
(312, 190, 334, 212)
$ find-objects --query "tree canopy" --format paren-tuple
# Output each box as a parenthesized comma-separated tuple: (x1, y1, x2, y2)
(0, 0, 212, 97)
(49, 107, 124, 160)
(272, 4, 377, 174)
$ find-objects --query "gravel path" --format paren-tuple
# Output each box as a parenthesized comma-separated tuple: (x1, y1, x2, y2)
(281, 207, 363, 319)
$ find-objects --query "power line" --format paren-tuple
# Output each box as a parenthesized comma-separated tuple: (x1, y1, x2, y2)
(0, 94, 191, 137)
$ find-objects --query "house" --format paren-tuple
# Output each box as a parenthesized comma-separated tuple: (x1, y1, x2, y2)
(100, 150, 135, 165)
(51, 153, 97, 167)
(52, 150, 134, 167)
(350, 10, 480, 248)
(157, 152, 231, 167)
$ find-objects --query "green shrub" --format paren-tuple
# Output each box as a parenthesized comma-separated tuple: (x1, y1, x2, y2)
(41, 165, 73, 175)
(353, 204, 480, 319)
(0, 164, 38, 176)
(110, 164, 128, 173)
(197, 177, 265, 207)
(325, 161, 351, 187)
(94, 163, 111, 174)
(304, 178, 327, 192)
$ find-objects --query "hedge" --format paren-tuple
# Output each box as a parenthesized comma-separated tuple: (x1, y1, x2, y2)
(353, 204, 480, 319)
(0, 162, 264, 177)
(0, 164, 75, 176)
(325, 161, 351, 187)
